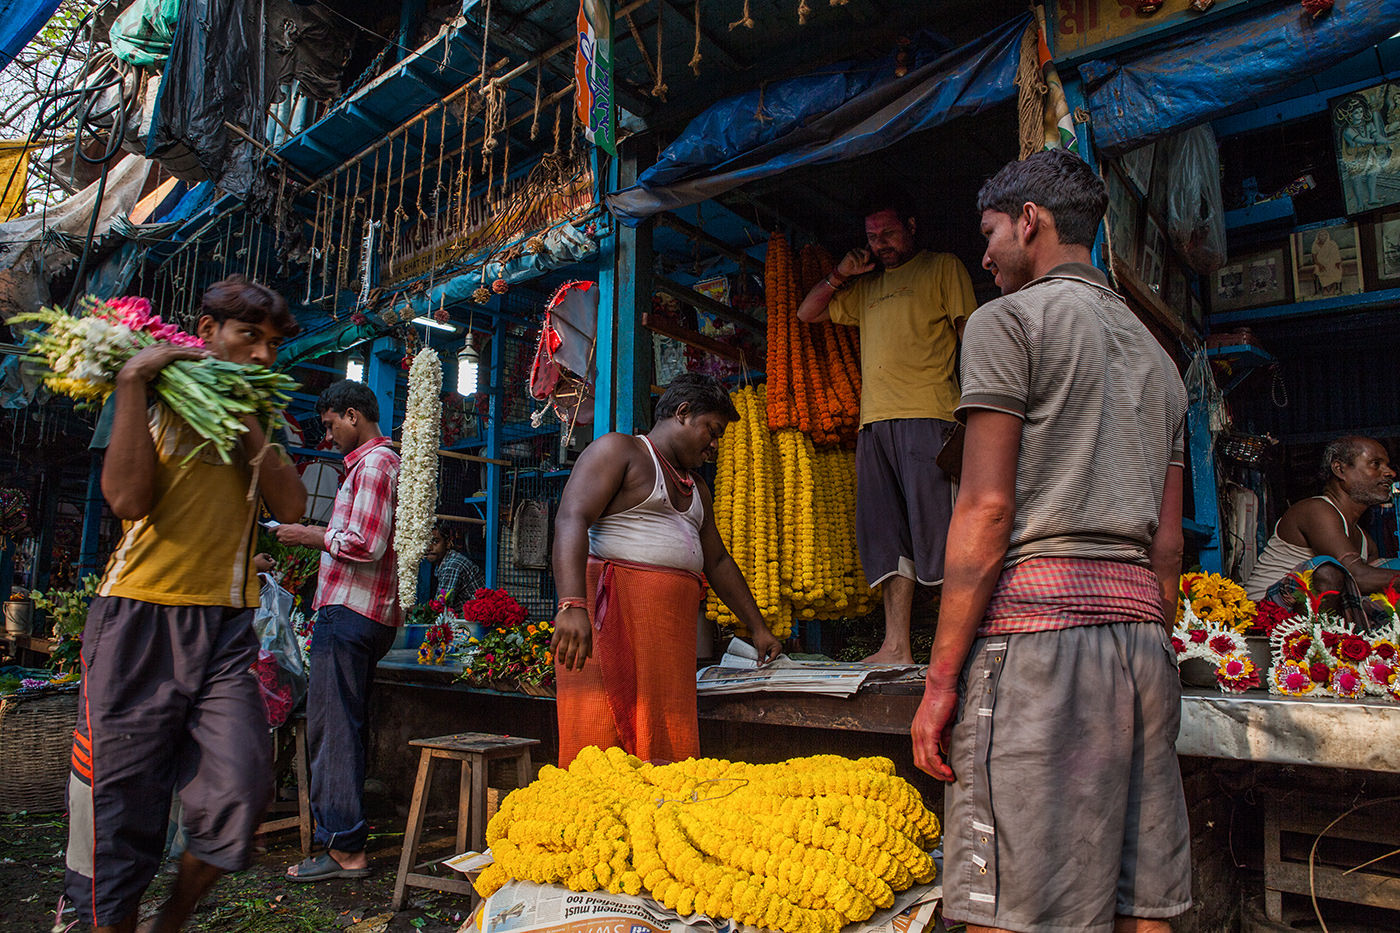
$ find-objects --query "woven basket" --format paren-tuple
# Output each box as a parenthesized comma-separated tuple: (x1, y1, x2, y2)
(0, 689, 78, 813)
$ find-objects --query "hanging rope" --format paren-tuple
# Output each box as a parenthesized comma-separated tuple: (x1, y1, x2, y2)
(689, 0, 702, 76)
(798, 0, 813, 24)
(529, 63, 543, 140)
(552, 102, 563, 156)
(482, 79, 505, 155)
(624, 9, 657, 88)
(730, 0, 754, 29)
(653, 2, 668, 98)
(1013, 21, 1046, 160)
(478, 0, 493, 84)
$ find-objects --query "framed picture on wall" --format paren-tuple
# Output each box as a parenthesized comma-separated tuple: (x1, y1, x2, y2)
(1139, 217, 1166, 294)
(1291, 221, 1365, 301)
(1210, 246, 1291, 312)
(1106, 169, 1139, 267)
(1118, 142, 1155, 198)
(1330, 82, 1400, 216)
(1371, 211, 1400, 287)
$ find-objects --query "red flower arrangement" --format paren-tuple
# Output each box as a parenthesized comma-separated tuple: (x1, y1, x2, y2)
(461, 588, 528, 628)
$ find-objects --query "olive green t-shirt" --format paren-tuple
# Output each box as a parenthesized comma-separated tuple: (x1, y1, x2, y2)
(828, 250, 976, 425)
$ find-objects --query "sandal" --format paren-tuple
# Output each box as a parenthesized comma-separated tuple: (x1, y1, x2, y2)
(285, 852, 372, 882)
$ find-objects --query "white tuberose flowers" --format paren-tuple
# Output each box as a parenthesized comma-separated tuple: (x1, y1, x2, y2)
(395, 348, 443, 610)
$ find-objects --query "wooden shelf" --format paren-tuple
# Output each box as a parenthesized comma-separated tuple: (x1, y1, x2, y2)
(642, 313, 753, 367)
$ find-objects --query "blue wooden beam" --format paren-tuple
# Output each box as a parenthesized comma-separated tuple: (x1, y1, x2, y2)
(593, 150, 618, 435)
(1211, 286, 1400, 327)
(78, 457, 103, 576)
(1186, 389, 1222, 574)
(612, 147, 652, 434)
(485, 318, 505, 588)
(366, 336, 400, 434)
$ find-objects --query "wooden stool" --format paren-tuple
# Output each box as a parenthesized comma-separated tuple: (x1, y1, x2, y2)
(254, 716, 312, 858)
(391, 732, 539, 910)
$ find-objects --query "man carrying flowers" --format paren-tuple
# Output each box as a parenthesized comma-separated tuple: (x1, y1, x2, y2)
(912, 150, 1192, 933)
(552, 373, 782, 766)
(274, 380, 401, 883)
(66, 276, 307, 933)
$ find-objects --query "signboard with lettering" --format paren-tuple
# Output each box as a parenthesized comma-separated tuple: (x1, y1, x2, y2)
(574, 0, 617, 155)
(1051, 0, 1199, 58)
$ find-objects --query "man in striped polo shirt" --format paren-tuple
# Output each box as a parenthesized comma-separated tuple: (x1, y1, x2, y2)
(912, 148, 1191, 933)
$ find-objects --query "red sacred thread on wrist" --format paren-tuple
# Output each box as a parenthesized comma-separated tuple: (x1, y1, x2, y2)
(557, 597, 586, 612)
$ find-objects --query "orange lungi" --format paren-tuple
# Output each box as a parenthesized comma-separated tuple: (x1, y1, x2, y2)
(555, 556, 706, 767)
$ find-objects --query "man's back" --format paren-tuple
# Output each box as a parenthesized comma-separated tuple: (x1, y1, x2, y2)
(959, 263, 1187, 567)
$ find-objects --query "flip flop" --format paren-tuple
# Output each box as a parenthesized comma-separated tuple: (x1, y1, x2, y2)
(285, 852, 372, 882)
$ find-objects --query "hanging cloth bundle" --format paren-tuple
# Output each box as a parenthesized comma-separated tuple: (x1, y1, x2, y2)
(528, 280, 599, 428)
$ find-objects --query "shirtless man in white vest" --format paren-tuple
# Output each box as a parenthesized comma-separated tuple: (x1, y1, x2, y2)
(1246, 435, 1400, 625)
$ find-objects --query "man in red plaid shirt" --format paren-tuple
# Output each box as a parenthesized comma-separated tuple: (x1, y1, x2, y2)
(275, 379, 401, 882)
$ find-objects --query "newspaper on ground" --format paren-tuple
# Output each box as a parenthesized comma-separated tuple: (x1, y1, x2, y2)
(696, 639, 923, 697)
(456, 874, 942, 933)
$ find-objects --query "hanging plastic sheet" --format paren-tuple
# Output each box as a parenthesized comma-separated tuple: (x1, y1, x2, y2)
(0, 0, 60, 73)
(148, 0, 273, 196)
(110, 0, 180, 69)
(1080, 0, 1400, 155)
(607, 17, 1028, 226)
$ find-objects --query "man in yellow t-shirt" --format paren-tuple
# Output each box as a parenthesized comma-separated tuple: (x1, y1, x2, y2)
(798, 196, 976, 663)
(66, 276, 307, 933)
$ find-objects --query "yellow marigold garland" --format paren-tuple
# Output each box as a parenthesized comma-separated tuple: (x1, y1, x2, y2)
(707, 387, 876, 640)
(476, 746, 940, 933)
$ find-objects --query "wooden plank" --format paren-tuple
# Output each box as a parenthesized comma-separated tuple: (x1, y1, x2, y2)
(653, 275, 763, 333)
(386, 441, 509, 466)
(698, 692, 921, 735)
(435, 512, 486, 526)
(642, 313, 750, 366)
(1112, 251, 1192, 344)
(657, 213, 761, 273)
(1267, 861, 1400, 912)
(392, 749, 436, 911)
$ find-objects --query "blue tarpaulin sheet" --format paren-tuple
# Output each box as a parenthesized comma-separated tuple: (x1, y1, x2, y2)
(607, 15, 1030, 225)
(0, 0, 60, 73)
(1081, 0, 1400, 154)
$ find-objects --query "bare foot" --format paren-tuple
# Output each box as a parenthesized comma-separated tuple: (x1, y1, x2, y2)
(862, 645, 914, 665)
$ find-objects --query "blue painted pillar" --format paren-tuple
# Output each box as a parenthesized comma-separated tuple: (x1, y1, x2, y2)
(1186, 392, 1222, 573)
(366, 336, 399, 434)
(484, 318, 505, 588)
(592, 147, 618, 433)
(1059, 75, 1108, 271)
(397, 0, 425, 62)
(78, 456, 103, 576)
(610, 146, 653, 435)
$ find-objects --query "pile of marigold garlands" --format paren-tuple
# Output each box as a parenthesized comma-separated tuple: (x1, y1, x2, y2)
(708, 384, 876, 639)
(474, 746, 939, 933)
(764, 234, 861, 447)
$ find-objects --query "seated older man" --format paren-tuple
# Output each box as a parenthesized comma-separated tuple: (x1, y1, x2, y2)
(1246, 435, 1400, 629)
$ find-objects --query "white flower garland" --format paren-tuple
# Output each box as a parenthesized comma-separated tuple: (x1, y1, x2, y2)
(394, 348, 442, 609)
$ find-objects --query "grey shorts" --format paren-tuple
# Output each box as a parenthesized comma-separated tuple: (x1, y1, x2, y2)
(942, 622, 1192, 932)
(66, 596, 273, 926)
(855, 418, 954, 586)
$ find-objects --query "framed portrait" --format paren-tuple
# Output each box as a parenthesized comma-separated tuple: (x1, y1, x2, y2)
(1105, 169, 1139, 267)
(1331, 81, 1400, 216)
(1291, 221, 1365, 301)
(1210, 246, 1291, 313)
(1118, 142, 1156, 198)
(1139, 217, 1166, 295)
(1370, 211, 1400, 287)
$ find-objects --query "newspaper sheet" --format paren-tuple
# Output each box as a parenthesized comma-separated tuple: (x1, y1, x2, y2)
(462, 876, 942, 933)
(695, 639, 923, 697)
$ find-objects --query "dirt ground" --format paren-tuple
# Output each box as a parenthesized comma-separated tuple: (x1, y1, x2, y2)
(0, 806, 476, 932)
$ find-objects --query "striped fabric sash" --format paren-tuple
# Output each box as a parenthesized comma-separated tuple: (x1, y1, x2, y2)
(978, 556, 1164, 636)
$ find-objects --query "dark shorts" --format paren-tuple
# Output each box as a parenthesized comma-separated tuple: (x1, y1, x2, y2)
(65, 596, 273, 926)
(942, 621, 1192, 932)
(855, 418, 955, 586)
